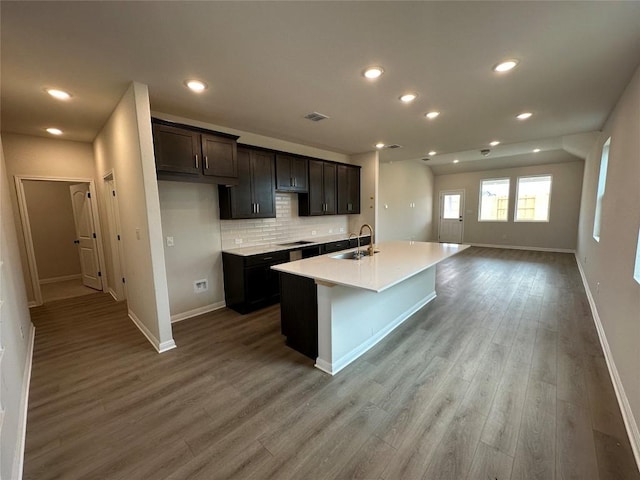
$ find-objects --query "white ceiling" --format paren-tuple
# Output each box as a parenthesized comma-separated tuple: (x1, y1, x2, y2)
(2, 1, 639, 170)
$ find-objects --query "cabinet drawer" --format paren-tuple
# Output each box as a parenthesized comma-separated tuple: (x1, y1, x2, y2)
(322, 240, 350, 254)
(245, 251, 289, 267)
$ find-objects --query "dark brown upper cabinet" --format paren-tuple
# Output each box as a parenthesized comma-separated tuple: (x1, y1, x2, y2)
(218, 147, 276, 219)
(152, 118, 239, 185)
(275, 153, 308, 193)
(337, 164, 361, 214)
(299, 159, 336, 216)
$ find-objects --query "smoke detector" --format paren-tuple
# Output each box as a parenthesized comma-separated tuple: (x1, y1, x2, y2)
(480, 149, 491, 156)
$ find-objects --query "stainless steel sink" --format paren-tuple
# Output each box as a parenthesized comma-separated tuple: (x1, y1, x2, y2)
(332, 250, 380, 260)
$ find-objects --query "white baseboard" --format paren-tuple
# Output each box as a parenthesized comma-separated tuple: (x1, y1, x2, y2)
(13, 323, 35, 480)
(469, 243, 575, 253)
(128, 309, 177, 354)
(39, 274, 82, 285)
(171, 301, 226, 323)
(108, 288, 119, 302)
(575, 253, 640, 470)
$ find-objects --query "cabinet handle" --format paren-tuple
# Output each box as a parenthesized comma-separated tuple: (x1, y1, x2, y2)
(252, 203, 256, 214)
(263, 256, 273, 260)
(256, 203, 260, 213)
(290, 176, 294, 187)
(293, 177, 297, 187)
(195, 154, 199, 169)
(205, 155, 209, 170)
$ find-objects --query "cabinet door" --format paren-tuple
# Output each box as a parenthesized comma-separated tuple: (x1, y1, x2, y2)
(338, 165, 361, 214)
(245, 265, 270, 308)
(152, 124, 200, 175)
(323, 162, 337, 214)
(275, 154, 293, 191)
(290, 156, 308, 192)
(251, 151, 276, 218)
(202, 134, 237, 182)
(229, 148, 254, 218)
(307, 160, 325, 215)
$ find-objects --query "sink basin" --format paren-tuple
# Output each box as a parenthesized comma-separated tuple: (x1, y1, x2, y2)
(277, 240, 315, 247)
(332, 250, 380, 260)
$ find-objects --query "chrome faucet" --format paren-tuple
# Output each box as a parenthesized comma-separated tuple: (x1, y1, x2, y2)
(359, 223, 375, 256)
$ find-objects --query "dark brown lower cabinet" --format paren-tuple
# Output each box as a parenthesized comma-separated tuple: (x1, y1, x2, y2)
(222, 251, 289, 314)
(279, 272, 318, 359)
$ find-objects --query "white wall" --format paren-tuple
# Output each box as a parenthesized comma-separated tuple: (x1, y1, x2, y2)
(93, 82, 174, 352)
(433, 161, 584, 250)
(378, 160, 434, 243)
(2, 133, 96, 302)
(576, 65, 640, 461)
(0, 136, 35, 480)
(22, 180, 81, 281)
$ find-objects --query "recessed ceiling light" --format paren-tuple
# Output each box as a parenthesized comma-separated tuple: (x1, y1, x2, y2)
(46, 88, 71, 100)
(185, 80, 207, 92)
(493, 59, 519, 72)
(533, 148, 541, 153)
(428, 150, 437, 156)
(489, 140, 500, 147)
(46, 128, 63, 135)
(363, 66, 384, 79)
(425, 111, 440, 119)
(453, 159, 460, 164)
(399, 93, 418, 103)
(375, 142, 385, 149)
(516, 112, 533, 120)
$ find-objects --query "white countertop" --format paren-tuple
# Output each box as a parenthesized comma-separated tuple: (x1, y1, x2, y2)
(222, 233, 368, 256)
(272, 241, 470, 292)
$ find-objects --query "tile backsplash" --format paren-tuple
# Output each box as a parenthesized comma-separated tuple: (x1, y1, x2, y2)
(220, 193, 350, 250)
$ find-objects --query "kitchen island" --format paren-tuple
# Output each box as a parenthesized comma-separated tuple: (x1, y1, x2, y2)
(272, 240, 470, 375)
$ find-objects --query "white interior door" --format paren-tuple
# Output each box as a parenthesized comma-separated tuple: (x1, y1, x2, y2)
(70, 184, 102, 290)
(104, 175, 127, 300)
(439, 190, 464, 243)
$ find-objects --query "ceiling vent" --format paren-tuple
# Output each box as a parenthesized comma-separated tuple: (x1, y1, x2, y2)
(421, 158, 431, 162)
(386, 144, 403, 149)
(304, 112, 329, 122)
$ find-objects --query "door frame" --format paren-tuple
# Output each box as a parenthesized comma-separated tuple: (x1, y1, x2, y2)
(103, 170, 127, 301)
(438, 189, 465, 243)
(14, 175, 107, 307)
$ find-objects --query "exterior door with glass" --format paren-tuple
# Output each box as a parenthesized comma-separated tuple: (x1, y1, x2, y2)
(439, 190, 464, 243)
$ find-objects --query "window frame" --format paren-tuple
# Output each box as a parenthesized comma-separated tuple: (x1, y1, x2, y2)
(593, 137, 611, 242)
(514, 174, 553, 223)
(478, 177, 510, 222)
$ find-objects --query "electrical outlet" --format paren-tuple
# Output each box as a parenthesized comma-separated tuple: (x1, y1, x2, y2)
(166, 236, 174, 247)
(339, 227, 344, 233)
(329, 229, 333, 234)
(312, 230, 317, 236)
(194, 279, 208, 293)
(135, 228, 141, 240)
(235, 238, 243, 245)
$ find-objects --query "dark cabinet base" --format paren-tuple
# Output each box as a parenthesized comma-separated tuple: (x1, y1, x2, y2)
(279, 272, 318, 359)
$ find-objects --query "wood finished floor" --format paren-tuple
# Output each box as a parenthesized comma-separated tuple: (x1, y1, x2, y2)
(24, 247, 639, 480)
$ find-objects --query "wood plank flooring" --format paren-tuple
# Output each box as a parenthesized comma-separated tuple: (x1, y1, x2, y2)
(24, 247, 639, 479)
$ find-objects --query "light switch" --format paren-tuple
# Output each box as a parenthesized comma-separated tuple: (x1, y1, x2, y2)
(166, 236, 174, 247)
(135, 228, 141, 240)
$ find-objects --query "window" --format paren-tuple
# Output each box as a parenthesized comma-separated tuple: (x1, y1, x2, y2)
(442, 194, 461, 219)
(479, 178, 510, 221)
(634, 228, 640, 285)
(515, 175, 552, 222)
(593, 137, 611, 241)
